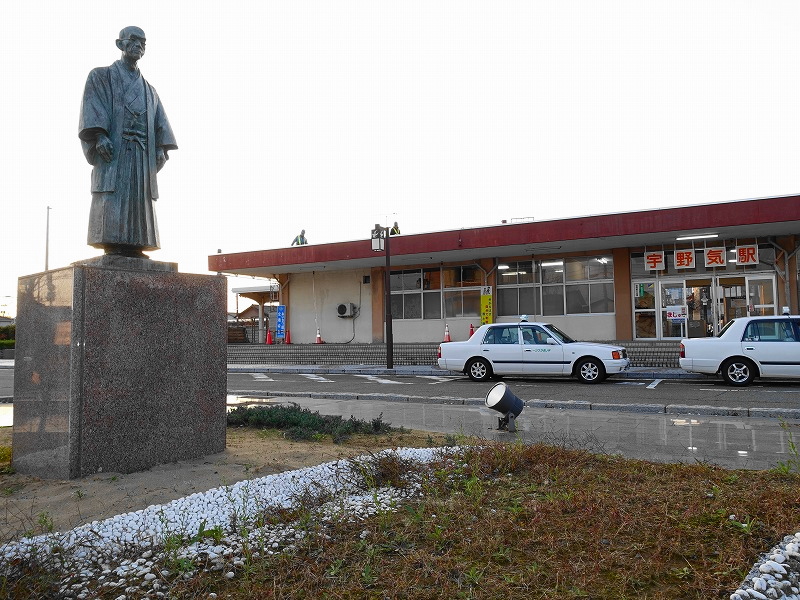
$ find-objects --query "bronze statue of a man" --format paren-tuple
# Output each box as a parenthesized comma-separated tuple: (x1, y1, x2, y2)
(79, 26, 178, 258)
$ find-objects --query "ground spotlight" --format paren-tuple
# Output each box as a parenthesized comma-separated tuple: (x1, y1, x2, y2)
(485, 382, 524, 432)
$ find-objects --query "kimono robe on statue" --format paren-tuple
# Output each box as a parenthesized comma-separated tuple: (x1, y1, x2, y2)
(79, 60, 178, 251)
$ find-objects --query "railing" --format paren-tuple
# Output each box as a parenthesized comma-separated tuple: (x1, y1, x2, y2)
(227, 340, 682, 368)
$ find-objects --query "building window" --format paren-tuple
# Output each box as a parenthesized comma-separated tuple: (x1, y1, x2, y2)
(442, 266, 482, 317)
(497, 256, 614, 316)
(497, 261, 539, 316)
(390, 268, 443, 319)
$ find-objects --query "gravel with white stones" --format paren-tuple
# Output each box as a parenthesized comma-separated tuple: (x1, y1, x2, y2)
(1, 445, 797, 599)
(0, 447, 448, 598)
(730, 534, 800, 600)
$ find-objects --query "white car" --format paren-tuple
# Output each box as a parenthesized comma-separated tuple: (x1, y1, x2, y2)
(437, 321, 630, 383)
(680, 315, 800, 386)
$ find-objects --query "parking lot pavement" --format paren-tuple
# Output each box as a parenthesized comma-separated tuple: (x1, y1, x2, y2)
(227, 364, 705, 379)
(2, 360, 698, 379)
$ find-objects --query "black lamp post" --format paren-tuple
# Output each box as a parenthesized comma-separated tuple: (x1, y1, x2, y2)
(372, 224, 393, 368)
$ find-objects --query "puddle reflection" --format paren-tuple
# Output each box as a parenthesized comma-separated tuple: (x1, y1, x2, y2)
(228, 396, 800, 471)
(2, 396, 796, 471)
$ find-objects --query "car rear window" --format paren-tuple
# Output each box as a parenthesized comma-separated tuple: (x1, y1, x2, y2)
(743, 319, 797, 342)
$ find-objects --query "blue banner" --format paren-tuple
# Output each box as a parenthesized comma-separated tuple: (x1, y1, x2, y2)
(276, 305, 286, 338)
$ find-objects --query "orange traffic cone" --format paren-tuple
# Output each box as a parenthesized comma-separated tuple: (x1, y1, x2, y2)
(443, 324, 451, 342)
(284, 330, 291, 344)
(315, 328, 324, 344)
(265, 329, 273, 345)
(468, 323, 475, 337)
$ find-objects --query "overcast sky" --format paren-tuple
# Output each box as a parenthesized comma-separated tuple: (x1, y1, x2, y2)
(3, 1, 800, 316)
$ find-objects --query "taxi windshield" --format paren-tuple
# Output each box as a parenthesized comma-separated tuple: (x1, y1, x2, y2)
(544, 324, 576, 344)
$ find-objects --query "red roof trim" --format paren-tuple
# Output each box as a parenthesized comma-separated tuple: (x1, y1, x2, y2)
(209, 196, 800, 272)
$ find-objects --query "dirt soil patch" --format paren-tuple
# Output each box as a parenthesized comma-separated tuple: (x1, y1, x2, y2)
(0, 426, 445, 540)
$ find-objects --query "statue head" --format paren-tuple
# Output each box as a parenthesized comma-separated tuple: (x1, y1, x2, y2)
(116, 26, 146, 62)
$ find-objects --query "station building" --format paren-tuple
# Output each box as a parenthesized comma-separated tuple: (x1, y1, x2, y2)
(209, 195, 800, 344)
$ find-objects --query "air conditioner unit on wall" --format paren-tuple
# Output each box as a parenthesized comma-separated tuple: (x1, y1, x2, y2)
(337, 302, 356, 318)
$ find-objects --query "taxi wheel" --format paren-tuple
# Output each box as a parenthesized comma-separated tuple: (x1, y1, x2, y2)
(466, 358, 492, 382)
(576, 358, 605, 384)
(721, 358, 756, 387)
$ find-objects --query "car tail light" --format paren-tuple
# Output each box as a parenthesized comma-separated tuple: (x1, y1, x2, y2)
(680, 343, 685, 359)
(612, 350, 621, 360)
(437, 345, 442, 359)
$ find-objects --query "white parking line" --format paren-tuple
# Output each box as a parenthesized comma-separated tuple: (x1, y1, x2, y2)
(353, 374, 411, 385)
(250, 373, 275, 381)
(614, 381, 646, 386)
(416, 376, 462, 385)
(300, 374, 336, 383)
(646, 379, 663, 389)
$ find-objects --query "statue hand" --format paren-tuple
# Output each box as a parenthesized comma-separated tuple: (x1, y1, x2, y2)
(156, 148, 166, 172)
(95, 133, 113, 163)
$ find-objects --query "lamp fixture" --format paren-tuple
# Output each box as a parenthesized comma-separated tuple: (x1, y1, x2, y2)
(485, 383, 524, 432)
(675, 234, 718, 241)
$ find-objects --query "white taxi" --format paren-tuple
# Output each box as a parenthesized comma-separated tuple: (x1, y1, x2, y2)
(680, 315, 800, 386)
(437, 320, 630, 383)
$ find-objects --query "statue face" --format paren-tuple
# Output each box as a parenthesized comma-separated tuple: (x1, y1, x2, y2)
(117, 27, 147, 61)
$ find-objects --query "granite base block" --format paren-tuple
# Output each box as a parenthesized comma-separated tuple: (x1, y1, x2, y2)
(13, 264, 227, 479)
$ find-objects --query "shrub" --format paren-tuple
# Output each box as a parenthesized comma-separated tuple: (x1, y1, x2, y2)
(0, 325, 14, 341)
(0, 340, 13, 350)
(227, 403, 396, 442)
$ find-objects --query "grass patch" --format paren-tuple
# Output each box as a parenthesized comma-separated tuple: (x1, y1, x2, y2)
(2, 420, 798, 599)
(227, 403, 398, 443)
(156, 443, 798, 599)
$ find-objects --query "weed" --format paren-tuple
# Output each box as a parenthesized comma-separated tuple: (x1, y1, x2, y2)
(193, 520, 224, 544)
(773, 418, 800, 475)
(36, 511, 54, 534)
(462, 565, 484, 586)
(462, 475, 484, 502)
(671, 566, 694, 580)
(728, 515, 758, 534)
(2, 483, 23, 496)
(360, 563, 377, 587)
(326, 558, 346, 578)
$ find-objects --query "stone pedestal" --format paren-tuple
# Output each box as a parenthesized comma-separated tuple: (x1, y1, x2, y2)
(12, 259, 227, 479)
